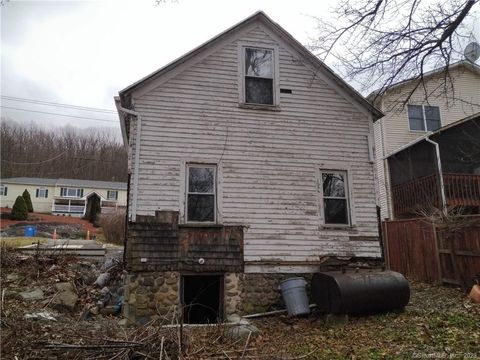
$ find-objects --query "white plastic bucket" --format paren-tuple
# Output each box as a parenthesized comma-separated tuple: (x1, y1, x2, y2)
(279, 277, 310, 316)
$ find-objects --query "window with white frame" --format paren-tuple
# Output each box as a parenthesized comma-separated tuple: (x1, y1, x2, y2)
(320, 171, 350, 225)
(0, 185, 7, 196)
(244, 47, 274, 105)
(36, 187, 48, 198)
(186, 165, 216, 223)
(407, 105, 441, 131)
(107, 190, 118, 200)
(60, 187, 84, 198)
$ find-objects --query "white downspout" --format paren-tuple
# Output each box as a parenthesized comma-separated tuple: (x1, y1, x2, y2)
(115, 104, 141, 222)
(425, 137, 447, 214)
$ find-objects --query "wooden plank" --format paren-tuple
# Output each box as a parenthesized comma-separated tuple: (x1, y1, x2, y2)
(431, 224, 442, 284)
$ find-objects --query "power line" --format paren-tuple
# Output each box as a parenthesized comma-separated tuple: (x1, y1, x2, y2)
(1, 95, 116, 114)
(1, 150, 67, 165)
(2, 154, 125, 165)
(0, 105, 119, 123)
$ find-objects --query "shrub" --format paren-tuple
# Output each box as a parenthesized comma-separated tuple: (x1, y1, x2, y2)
(10, 196, 28, 220)
(22, 189, 33, 212)
(98, 210, 126, 245)
(88, 197, 101, 224)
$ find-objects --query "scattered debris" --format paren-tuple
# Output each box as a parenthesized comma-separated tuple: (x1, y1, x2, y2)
(94, 273, 110, 287)
(1, 247, 479, 359)
(19, 288, 45, 301)
(0, 222, 87, 239)
(24, 311, 57, 321)
(51, 282, 78, 311)
(227, 322, 260, 340)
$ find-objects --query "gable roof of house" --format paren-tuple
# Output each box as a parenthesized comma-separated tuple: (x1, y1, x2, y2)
(369, 60, 480, 100)
(117, 11, 383, 121)
(0, 177, 127, 190)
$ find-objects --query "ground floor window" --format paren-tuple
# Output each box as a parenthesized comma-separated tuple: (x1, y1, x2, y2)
(0, 185, 7, 196)
(186, 164, 216, 223)
(107, 190, 118, 200)
(60, 187, 84, 198)
(320, 170, 350, 225)
(36, 187, 48, 198)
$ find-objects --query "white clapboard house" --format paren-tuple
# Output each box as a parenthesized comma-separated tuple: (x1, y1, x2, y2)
(115, 11, 384, 323)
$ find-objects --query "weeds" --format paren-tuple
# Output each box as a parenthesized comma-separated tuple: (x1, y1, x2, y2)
(98, 210, 125, 245)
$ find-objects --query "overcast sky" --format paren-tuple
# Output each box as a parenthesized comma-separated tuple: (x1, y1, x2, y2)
(1, 0, 479, 135)
(1, 0, 336, 133)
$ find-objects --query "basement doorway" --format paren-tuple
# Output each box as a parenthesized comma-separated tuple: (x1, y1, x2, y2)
(181, 275, 223, 324)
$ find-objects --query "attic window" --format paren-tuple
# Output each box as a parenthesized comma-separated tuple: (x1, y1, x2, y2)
(244, 48, 274, 105)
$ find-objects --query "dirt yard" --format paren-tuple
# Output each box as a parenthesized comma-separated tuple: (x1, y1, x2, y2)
(0, 207, 99, 237)
(1, 249, 478, 359)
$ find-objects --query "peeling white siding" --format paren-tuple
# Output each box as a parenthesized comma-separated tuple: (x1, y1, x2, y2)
(128, 25, 381, 268)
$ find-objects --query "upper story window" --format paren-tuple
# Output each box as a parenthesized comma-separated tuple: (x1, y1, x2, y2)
(36, 187, 48, 198)
(320, 171, 350, 225)
(244, 47, 274, 105)
(0, 185, 7, 196)
(407, 105, 441, 132)
(107, 190, 118, 200)
(186, 164, 216, 223)
(60, 187, 84, 198)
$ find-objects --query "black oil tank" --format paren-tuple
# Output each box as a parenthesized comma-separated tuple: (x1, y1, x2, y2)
(312, 270, 410, 315)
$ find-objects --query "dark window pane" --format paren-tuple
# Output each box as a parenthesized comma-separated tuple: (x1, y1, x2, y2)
(245, 77, 273, 105)
(188, 194, 214, 222)
(245, 48, 273, 77)
(425, 106, 441, 131)
(189, 167, 214, 193)
(322, 173, 345, 197)
(408, 105, 425, 130)
(324, 199, 348, 224)
(409, 118, 425, 130)
(426, 118, 440, 131)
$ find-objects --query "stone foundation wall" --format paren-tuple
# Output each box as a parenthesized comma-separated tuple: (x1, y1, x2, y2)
(123, 271, 180, 325)
(227, 273, 314, 315)
(124, 271, 314, 323)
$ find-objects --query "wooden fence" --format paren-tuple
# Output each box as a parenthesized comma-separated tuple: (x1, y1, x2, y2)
(382, 216, 480, 290)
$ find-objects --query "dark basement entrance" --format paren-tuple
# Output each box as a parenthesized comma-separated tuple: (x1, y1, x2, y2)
(181, 275, 223, 324)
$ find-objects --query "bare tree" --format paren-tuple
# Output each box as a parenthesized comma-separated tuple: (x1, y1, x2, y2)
(0, 119, 127, 181)
(311, 0, 480, 103)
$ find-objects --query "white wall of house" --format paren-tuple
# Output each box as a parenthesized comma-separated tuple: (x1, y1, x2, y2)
(373, 64, 480, 219)
(0, 183, 53, 213)
(1, 181, 127, 214)
(126, 21, 381, 272)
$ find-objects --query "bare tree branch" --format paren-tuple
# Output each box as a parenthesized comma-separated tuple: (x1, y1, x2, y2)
(310, 0, 480, 103)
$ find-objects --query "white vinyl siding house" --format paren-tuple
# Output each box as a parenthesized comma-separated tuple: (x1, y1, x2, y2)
(372, 62, 480, 219)
(117, 11, 383, 274)
(0, 177, 127, 215)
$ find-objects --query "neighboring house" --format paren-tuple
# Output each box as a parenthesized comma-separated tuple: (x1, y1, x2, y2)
(115, 11, 383, 324)
(0, 177, 127, 216)
(372, 61, 480, 219)
(386, 113, 480, 218)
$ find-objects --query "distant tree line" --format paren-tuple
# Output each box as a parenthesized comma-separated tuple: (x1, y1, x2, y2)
(1, 119, 127, 182)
